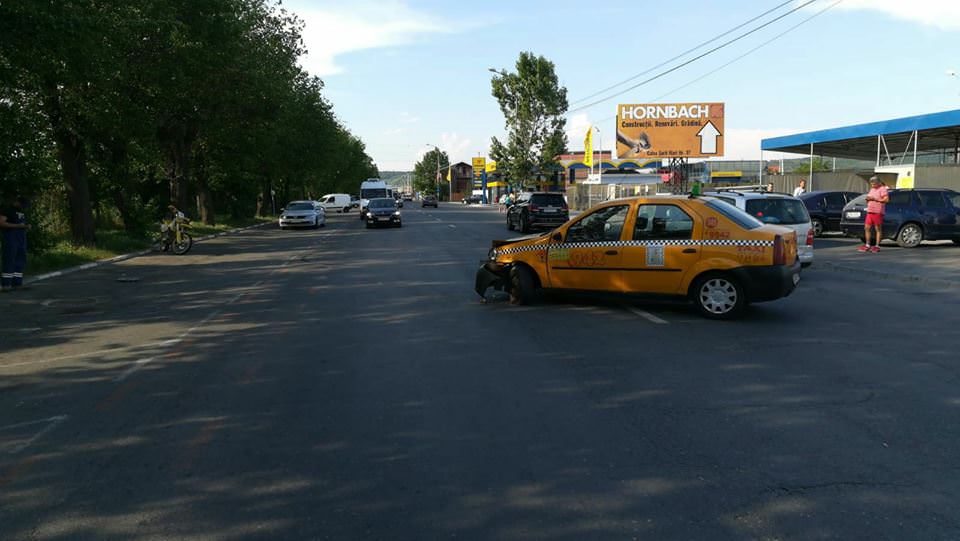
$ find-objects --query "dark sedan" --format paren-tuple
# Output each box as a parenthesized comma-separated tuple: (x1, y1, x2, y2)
(422, 195, 438, 208)
(506, 192, 569, 233)
(365, 198, 402, 228)
(798, 190, 861, 237)
(839, 188, 960, 247)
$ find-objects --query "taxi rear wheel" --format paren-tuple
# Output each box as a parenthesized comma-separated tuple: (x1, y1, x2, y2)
(509, 265, 537, 305)
(693, 274, 745, 320)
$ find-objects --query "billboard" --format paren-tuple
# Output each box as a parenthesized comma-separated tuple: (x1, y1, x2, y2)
(616, 103, 724, 159)
(472, 157, 486, 178)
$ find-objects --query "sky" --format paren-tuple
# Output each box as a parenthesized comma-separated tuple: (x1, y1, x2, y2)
(282, 0, 960, 171)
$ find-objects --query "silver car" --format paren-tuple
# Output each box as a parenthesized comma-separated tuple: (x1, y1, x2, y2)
(279, 201, 325, 230)
(705, 190, 814, 267)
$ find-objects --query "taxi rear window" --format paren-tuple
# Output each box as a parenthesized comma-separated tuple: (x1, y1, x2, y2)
(705, 200, 762, 230)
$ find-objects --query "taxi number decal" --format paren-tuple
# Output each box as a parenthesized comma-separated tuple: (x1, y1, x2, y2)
(704, 230, 731, 240)
(646, 245, 665, 267)
(570, 251, 606, 267)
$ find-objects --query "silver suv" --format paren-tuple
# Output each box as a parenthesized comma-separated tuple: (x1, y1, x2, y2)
(704, 188, 814, 267)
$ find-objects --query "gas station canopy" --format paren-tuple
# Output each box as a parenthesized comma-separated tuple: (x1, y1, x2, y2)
(761, 109, 960, 161)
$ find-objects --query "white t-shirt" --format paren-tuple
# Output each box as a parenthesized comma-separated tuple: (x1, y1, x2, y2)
(793, 187, 805, 197)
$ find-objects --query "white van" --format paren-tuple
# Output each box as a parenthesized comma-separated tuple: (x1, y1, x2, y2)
(319, 193, 352, 213)
(360, 179, 390, 219)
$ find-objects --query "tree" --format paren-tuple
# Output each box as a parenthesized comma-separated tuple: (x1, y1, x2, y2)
(794, 157, 832, 174)
(412, 148, 449, 198)
(489, 52, 568, 189)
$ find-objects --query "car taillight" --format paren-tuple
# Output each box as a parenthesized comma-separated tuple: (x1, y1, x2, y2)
(773, 235, 786, 265)
(806, 228, 814, 246)
(529, 204, 540, 212)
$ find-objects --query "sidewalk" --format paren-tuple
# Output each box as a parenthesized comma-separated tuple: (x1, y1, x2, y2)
(813, 236, 960, 289)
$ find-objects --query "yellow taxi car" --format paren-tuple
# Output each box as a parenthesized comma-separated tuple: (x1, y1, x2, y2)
(474, 195, 801, 319)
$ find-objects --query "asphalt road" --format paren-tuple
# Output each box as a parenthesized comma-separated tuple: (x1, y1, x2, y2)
(2, 204, 960, 540)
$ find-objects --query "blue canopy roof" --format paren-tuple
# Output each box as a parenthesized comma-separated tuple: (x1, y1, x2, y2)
(762, 109, 960, 160)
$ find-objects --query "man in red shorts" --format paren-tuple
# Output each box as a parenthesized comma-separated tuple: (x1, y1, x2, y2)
(859, 176, 889, 253)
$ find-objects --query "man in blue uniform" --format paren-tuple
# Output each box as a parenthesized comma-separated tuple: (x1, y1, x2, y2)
(1, 198, 30, 292)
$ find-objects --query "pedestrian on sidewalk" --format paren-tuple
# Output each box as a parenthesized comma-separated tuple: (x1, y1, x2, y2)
(860, 176, 889, 253)
(1, 197, 30, 292)
(793, 179, 807, 197)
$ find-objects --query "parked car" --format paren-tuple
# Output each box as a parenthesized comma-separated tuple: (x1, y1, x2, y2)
(476, 195, 801, 319)
(462, 194, 484, 205)
(422, 195, 438, 208)
(506, 192, 569, 233)
(318, 193, 352, 213)
(365, 197, 402, 228)
(840, 188, 960, 247)
(350, 195, 360, 209)
(703, 189, 814, 267)
(279, 201, 325, 230)
(402, 193, 414, 201)
(797, 190, 862, 237)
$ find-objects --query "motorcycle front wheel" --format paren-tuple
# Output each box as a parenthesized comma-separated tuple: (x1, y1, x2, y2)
(172, 232, 193, 255)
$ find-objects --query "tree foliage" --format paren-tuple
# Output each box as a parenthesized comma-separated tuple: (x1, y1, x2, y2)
(489, 52, 568, 189)
(0, 0, 377, 244)
(794, 157, 832, 174)
(412, 148, 449, 198)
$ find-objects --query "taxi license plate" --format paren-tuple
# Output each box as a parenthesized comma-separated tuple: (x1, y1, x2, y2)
(845, 211, 861, 219)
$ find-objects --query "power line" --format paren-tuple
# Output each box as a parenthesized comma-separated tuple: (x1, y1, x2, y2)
(569, 0, 794, 106)
(650, 0, 844, 103)
(567, 0, 820, 115)
(590, 0, 843, 128)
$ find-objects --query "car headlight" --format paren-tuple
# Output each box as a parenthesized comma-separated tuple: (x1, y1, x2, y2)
(394, 211, 401, 216)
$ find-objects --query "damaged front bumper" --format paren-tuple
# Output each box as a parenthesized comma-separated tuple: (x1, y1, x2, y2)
(475, 262, 510, 298)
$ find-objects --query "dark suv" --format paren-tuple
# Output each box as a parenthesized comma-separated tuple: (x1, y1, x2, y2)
(798, 190, 861, 237)
(840, 188, 960, 247)
(506, 192, 569, 233)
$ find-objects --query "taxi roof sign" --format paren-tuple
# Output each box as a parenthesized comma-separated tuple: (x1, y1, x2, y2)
(617, 102, 724, 159)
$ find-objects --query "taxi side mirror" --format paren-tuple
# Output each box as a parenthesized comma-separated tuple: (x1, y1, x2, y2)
(552, 232, 563, 243)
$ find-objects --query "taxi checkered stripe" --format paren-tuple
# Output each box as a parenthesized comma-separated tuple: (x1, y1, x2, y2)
(494, 238, 773, 255)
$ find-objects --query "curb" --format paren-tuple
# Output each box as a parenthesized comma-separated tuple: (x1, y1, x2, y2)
(25, 221, 271, 285)
(817, 259, 959, 290)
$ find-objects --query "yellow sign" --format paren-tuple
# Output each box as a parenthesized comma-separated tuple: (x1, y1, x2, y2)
(446, 164, 451, 182)
(617, 102, 724, 159)
(583, 127, 593, 168)
(472, 157, 485, 179)
(485, 160, 497, 173)
(711, 171, 742, 178)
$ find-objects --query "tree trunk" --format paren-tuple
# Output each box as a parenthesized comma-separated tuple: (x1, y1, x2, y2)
(108, 143, 138, 232)
(43, 87, 95, 244)
(196, 167, 215, 225)
(159, 120, 198, 211)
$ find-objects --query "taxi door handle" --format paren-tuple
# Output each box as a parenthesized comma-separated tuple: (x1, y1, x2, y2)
(605, 250, 619, 256)
(682, 248, 698, 254)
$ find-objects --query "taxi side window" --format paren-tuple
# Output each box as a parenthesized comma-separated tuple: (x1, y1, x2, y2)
(634, 205, 694, 240)
(566, 205, 630, 243)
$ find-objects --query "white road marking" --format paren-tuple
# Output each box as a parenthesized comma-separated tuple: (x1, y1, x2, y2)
(4, 415, 68, 455)
(624, 305, 669, 324)
(115, 357, 155, 382)
(448, 224, 457, 228)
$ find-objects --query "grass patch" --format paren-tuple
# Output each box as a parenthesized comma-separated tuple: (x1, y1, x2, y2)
(28, 216, 272, 276)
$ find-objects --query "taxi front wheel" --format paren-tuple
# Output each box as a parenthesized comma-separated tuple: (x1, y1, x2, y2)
(693, 274, 745, 320)
(509, 265, 537, 305)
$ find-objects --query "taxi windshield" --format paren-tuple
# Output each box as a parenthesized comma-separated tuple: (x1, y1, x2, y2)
(705, 199, 762, 230)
